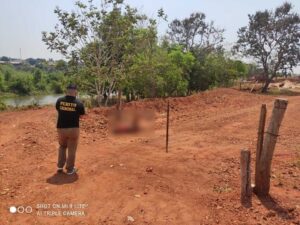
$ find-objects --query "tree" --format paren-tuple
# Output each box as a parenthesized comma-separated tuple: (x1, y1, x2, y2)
(168, 12, 224, 52)
(33, 69, 42, 83)
(0, 100, 6, 111)
(26, 58, 38, 66)
(246, 63, 259, 79)
(234, 2, 300, 92)
(127, 48, 188, 98)
(166, 45, 196, 93)
(9, 75, 33, 95)
(0, 56, 10, 62)
(55, 60, 67, 71)
(45, 71, 68, 94)
(42, 0, 154, 106)
(189, 53, 247, 91)
(168, 45, 196, 77)
(231, 60, 248, 78)
(0, 73, 4, 92)
(4, 70, 11, 82)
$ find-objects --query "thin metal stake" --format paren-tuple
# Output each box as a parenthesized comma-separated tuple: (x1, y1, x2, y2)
(166, 100, 170, 153)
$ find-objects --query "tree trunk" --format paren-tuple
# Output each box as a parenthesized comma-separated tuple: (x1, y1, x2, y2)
(131, 92, 136, 101)
(104, 91, 110, 107)
(95, 81, 104, 106)
(261, 78, 272, 93)
(105, 83, 115, 107)
(117, 89, 122, 111)
(97, 92, 103, 106)
(126, 93, 130, 102)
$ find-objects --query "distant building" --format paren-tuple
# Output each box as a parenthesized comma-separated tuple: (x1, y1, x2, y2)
(10, 60, 23, 65)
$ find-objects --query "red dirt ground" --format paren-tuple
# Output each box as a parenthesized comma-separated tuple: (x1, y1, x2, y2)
(0, 88, 299, 225)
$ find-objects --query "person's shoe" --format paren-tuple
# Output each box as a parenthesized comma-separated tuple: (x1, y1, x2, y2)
(57, 168, 64, 173)
(67, 167, 78, 175)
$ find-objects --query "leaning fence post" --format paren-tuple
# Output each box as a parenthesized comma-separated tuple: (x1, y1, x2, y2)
(255, 99, 288, 196)
(254, 104, 267, 191)
(241, 149, 252, 207)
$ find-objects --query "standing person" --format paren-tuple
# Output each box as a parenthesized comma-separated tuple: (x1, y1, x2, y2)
(55, 84, 85, 175)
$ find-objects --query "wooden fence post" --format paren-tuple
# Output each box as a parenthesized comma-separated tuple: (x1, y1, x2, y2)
(166, 100, 170, 153)
(241, 149, 252, 207)
(254, 104, 267, 190)
(255, 99, 288, 196)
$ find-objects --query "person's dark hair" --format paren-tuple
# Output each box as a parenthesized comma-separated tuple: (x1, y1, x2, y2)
(67, 84, 77, 90)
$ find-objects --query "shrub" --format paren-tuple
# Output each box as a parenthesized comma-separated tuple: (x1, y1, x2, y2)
(0, 100, 7, 111)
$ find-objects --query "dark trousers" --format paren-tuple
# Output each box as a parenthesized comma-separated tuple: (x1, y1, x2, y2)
(57, 128, 79, 171)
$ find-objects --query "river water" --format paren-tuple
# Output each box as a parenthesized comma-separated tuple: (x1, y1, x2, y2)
(3, 94, 63, 107)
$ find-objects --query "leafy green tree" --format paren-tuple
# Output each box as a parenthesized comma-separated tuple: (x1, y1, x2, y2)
(189, 62, 212, 91)
(51, 81, 64, 94)
(0, 63, 70, 95)
(234, 2, 300, 92)
(168, 45, 196, 78)
(33, 69, 42, 83)
(46, 72, 68, 94)
(42, 0, 154, 105)
(189, 53, 247, 91)
(208, 55, 247, 87)
(128, 48, 188, 98)
(55, 60, 67, 71)
(231, 60, 248, 78)
(163, 45, 197, 93)
(0, 73, 4, 92)
(9, 74, 34, 95)
(31, 69, 48, 93)
(4, 70, 11, 82)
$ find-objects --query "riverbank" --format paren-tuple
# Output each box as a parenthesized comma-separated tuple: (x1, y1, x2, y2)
(0, 93, 63, 108)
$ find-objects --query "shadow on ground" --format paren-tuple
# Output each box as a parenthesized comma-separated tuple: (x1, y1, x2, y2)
(46, 173, 79, 185)
(257, 194, 296, 220)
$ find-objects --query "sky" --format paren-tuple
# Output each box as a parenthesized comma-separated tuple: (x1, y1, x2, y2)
(0, 0, 299, 71)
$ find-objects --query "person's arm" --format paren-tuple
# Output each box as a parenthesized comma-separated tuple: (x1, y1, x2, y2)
(78, 102, 85, 116)
(55, 99, 60, 111)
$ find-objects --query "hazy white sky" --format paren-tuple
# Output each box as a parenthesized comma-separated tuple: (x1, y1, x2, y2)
(0, 0, 299, 72)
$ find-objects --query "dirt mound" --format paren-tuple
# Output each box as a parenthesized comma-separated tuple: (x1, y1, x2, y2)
(82, 88, 271, 136)
(89, 88, 270, 115)
(123, 88, 270, 112)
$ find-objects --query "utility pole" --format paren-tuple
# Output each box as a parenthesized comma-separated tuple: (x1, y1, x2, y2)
(19, 48, 22, 62)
